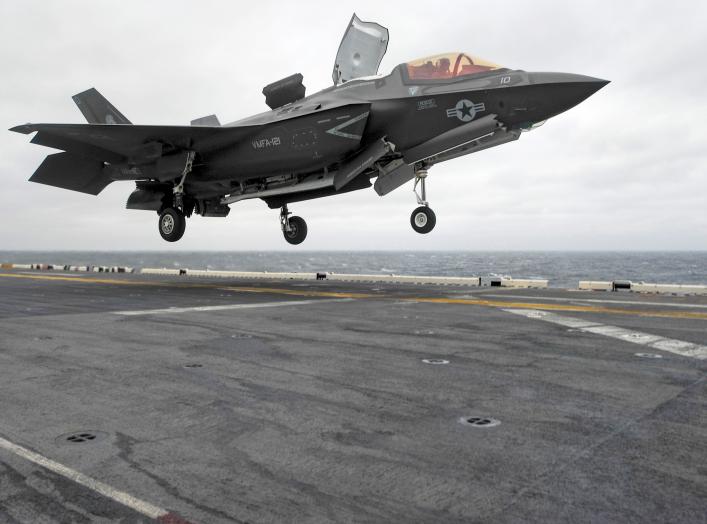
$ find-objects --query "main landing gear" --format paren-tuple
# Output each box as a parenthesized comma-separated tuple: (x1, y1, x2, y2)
(280, 204, 307, 245)
(159, 207, 186, 242)
(158, 152, 194, 243)
(410, 168, 436, 234)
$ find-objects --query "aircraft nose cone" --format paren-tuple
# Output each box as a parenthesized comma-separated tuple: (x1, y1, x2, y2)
(530, 72, 610, 87)
(528, 72, 609, 119)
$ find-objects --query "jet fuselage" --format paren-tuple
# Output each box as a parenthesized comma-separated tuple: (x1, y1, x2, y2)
(199, 66, 607, 190)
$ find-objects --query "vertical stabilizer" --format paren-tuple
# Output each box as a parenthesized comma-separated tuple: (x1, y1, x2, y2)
(72, 88, 132, 124)
(190, 114, 220, 126)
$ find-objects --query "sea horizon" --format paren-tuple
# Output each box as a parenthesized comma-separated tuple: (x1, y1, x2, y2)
(2, 250, 705, 288)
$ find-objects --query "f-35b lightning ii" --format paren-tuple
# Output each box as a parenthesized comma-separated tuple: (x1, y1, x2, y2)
(11, 14, 608, 244)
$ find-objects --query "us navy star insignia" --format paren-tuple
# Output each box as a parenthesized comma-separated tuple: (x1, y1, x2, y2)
(446, 99, 485, 122)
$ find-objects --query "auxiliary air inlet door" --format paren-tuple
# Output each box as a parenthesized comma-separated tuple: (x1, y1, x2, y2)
(332, 14, 389, 85)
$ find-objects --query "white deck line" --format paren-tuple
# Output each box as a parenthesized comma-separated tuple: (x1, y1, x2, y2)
(503, 308, 707, 360)
(114, 298, 352, 316)
(0, 435, 166, 519)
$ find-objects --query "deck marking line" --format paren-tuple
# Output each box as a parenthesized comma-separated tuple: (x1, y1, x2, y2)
(19, 272, 86, 277)
(424, 297, 707, 318)
(2, 272, 707, 320)
(0, 435, 191, 522)
(0, 272, 252, 290)
(483, 293, 707, 310)
(222, 286, 378, 299)
(223, 286, 707, 319)
(0, 272, 167, 286)
(114, 298, 353, 316)
(503, 308, 707, 359)
(405, 297, 707, 320)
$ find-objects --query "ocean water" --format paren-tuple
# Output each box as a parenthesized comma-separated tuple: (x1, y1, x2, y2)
(1, 251, 705, 289)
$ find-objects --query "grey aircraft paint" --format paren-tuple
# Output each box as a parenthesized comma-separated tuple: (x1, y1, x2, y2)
(10, 13, 608, 245)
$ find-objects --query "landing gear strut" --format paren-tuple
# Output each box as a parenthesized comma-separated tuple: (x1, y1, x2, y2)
(280, 205, 307, 245)
(410, 168, 436, 234)
(172, 151, 195, 210)
(158, 151, 194, 243)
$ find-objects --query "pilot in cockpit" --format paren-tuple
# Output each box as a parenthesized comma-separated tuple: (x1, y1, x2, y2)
(418, 57, 451, 78)
(405, 53, 502, 81)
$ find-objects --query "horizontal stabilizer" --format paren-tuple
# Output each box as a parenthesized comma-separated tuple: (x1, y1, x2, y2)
(191, 114, 220, 126)
(72, 88, 132, 125)
(29, 152, 111, 195)
(29, 129, 125, 164)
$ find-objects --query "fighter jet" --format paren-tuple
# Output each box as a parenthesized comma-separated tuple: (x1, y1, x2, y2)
(11, 14, 608, 245)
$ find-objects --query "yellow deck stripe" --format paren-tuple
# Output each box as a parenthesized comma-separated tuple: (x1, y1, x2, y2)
(225, 286, 707, 320)
(223, 286, 377, 300)
(403, 297, 707, 320)
(0, 272, 213, 288)
(0, 272, 155, 285)
(1, 271, 706, 321)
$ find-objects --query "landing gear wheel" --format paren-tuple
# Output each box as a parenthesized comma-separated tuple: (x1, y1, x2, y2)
(158, 207, 186, 242)
(283, 216, 307, 245)
(410, 206, 436, 234)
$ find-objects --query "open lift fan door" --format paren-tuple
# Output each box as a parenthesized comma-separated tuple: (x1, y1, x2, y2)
(332, 14, 389, 85)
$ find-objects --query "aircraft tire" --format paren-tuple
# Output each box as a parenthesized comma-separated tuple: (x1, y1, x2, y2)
(410, 206, 436, 234)
(283, 216, 307, 245)
(158, 207, 186, 242)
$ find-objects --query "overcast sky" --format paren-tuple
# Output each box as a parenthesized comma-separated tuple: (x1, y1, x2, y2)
(1, 0, 705, 251)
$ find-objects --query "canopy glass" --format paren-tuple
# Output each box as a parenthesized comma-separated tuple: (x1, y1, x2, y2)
(405, 52, 502, 81)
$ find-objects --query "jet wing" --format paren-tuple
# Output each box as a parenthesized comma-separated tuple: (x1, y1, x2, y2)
(9, 123, 258, 164)
(10, 122, 261, 195)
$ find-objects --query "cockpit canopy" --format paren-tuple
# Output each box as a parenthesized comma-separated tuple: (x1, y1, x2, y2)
(404, 52, 502, 81)
(333, 14, 389, 85)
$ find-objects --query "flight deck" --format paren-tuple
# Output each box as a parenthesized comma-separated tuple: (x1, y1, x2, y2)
(0, 268, 705, 523)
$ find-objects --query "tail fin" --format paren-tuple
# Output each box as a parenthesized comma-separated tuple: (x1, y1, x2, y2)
(190, 114, 220, 126)
(72, 88, 132, 124)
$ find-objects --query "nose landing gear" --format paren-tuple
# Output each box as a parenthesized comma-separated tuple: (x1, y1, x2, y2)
(411, 206, 436, 234)
(410, 168, 436, 234)
(280, 205, 308, 245)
